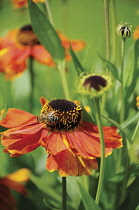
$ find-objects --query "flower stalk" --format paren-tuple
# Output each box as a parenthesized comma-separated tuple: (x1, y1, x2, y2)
(94, 97, 105, 205)
(45, 0, 54, 26)
(62, 177, 67, 210)
(29, 56, 35, 112)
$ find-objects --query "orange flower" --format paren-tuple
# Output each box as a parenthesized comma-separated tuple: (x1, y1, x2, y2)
(0, 24, 85, 79)
(133, 26, 139, 40)
(0, 98, 122, 177)
(0, 168, 30, 210)
(12, 0, 45, 9)
(136, 96, 139, 109)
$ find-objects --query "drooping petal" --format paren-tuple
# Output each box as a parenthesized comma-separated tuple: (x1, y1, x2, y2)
(1, 123, 45, 156)
(46, 149, 98, 177)
(39, 97, 48, 106)
(64, 128, 113, 158)
(41, 130, 68, 155)
(0, 108, 37, 128)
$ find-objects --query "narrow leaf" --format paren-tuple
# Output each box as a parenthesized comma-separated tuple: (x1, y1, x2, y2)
(28, 0, 65, 62)
(101, 114, 132, 144)
(98, 51, 121, 82)
(78, 182, 101, 210)
(70, 45, 85, 75)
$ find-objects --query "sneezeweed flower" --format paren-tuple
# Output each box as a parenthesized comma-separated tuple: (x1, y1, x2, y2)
(136, 96, 139, 109)
(0, 98, 122, 177)
(116, 22, 133, 38)
(133, 26, 139, 40)
(0, 24, 85, 79)
(0, 168, 30, 210)
(77, 73, 112, 98)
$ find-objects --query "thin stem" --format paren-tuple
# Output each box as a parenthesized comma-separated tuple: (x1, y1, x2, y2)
(109, 0, 117, 64)
(94, 98, 105, 205)
(45, 0, 54, 26)
(57, 60, 71, 100)
(120, 38, 126, 123)
(132, 119, 139, 142)
(29, 56, 35, 112)
(104, 0, 110, 61)
(62, 177, 67, 210)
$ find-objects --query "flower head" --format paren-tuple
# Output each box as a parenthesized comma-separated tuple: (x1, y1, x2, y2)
(116, 22, 133, 38)
(0, 168, 30, 210)
(0, 98, 122, 177)
(0, 24, 85, 79)
(77, 73, 112, 98)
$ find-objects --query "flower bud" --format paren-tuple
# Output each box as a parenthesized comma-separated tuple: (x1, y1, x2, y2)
(77, 74, 112, 98)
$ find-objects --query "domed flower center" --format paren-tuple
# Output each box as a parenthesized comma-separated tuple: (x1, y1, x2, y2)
(37, 99, 82, 130)
(16, 24, 40, 46)
(83, 75, 107, 91)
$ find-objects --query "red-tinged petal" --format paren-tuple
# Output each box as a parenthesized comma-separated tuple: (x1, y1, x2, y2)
(1, 124, 46, 155)
(46, 150, 98, 177)
(80, 122, 123, 149)
(0, 183, 16, 210)
(41, 130, 68, 155)
(63, 40, 86, 51)
(39, 97, 48, 106)
(65, 128, 113, 158)
(0, 108, 37, 128)
(32, 45, 55, 66)
(12, 0, 28, 9)
(0, 177, 28, 196)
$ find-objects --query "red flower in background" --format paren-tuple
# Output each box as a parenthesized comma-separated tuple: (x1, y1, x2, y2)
(0, 24, 85, 79)
(0, 98, 122, 177)
(0, 168, 30, 210)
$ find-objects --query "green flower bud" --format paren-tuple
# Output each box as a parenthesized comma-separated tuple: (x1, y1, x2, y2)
(116, 22, 133, 38)
(77, 73, 112, 98)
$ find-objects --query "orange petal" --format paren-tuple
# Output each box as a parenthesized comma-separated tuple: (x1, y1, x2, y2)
(1, 124, 44, 155)
(46, 150, 98, 177)
(0, 108, 37, 128)
(32, 45, 55, 66)
(41, 130, 68, 155)
(39, 97, 48, 106)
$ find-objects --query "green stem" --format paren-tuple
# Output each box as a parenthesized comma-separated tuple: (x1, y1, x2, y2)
(94, 98, 105, 205)
(62, 177, 67, 210)
(119, 137, 129, 204)
(132, 119, 139, 142)
(109, 0, 117, 64)
(57, 60, 71, 100)
(104, 0, 110, 61)
(120, 38, 126, 123)
(29, 56, 35, 112)
(45, 0, 54, 26)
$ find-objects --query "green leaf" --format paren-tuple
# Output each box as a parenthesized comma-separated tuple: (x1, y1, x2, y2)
(121, 111, 139, 129)
(97, 51, 121, 82)
(28, 0, 65, 62)
(78, 182, 101, 210)
(70, 45, 85, 75)
(101, 114, 132, 144)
